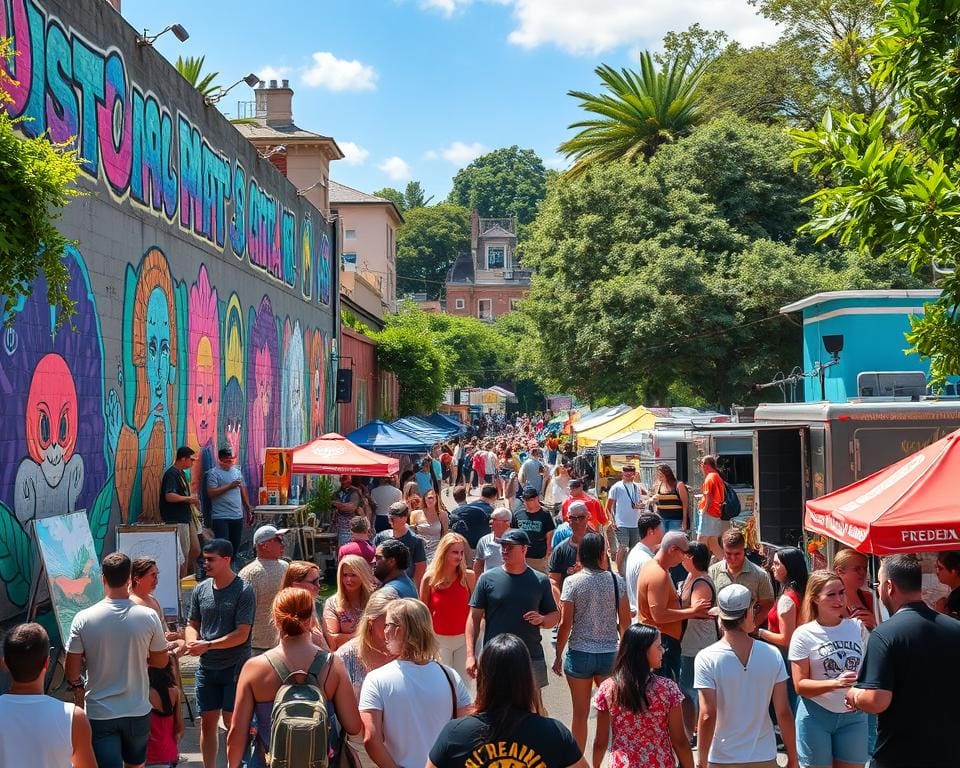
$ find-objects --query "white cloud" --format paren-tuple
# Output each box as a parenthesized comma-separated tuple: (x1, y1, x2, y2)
(339, 141, 370, 166)
(379, 156, 412, 181)
(301, 52, 378, 91)
(544, 155, 569, 170)
(257, 65, 292, 82)
(507, 0, 779, 55)
(438, 141, 488, 166)
(420, 0, 467, 15)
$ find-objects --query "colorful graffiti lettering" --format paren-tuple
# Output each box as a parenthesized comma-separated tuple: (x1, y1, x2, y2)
(0, 0, 331, 303)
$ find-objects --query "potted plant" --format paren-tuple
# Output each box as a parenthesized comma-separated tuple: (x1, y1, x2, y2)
(304, 476, 334, 528)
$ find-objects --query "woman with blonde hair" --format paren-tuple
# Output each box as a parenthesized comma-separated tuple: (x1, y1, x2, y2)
(226, 587, 361, 768)
(359, 599, 473, 768)
(420, 532, 475, 678)
(280, 560, 328, 650)
(411, 487, 449, 562)
(789, 569, 869, 768)
(322, 555, 377, 650)
(833, 548, 877, 630)
(335, 590, 396, 698)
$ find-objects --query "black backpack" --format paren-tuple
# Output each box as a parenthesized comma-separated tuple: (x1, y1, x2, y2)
(719, 479, 741, 521)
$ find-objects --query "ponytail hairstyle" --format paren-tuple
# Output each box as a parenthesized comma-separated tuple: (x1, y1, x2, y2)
(271, 587, 315, 637)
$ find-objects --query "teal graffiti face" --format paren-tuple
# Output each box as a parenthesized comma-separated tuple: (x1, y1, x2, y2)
(146, 287, 171, 415)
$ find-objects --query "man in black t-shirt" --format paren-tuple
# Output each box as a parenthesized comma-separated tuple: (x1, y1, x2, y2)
(161, 446, 199, 576)
(511, 486, 556, 573)
(847, 553, 960, 768)
(449, 484, 495, 552)
(466, 529, 559, 688)
(548, 501, 590, 592)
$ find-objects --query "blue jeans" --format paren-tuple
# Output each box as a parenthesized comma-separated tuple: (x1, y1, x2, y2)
(212, 517, 243, 558)
(796, 696, 869, 766)
(662, 518, 684, 533)
(89, 713, 151, 768)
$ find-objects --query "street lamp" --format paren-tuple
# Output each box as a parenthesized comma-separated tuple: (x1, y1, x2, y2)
(137, 24, 189, 46)
(205, 73, 261, 107)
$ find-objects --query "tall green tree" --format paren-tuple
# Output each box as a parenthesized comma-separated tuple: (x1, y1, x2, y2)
(558, 52, 708, 178)
(522, 116, 915, 405)
(0, 39, 83, 324)
(371, 320, 447, 415)
(402, 181, 433, 210)
(395, 204, 471, 299)
(175, 55, 221, 97)
(791, 1, 960, 386)
(448, 146, 548, 227)
(372, 186, 406, 212)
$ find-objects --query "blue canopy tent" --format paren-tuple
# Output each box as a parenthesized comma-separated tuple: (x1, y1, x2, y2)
(424, 412, 466, 435)
(346, 420, 434, 454)
(391, 417, 451, 443)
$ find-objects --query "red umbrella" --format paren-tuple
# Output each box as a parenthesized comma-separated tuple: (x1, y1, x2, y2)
(290, 433, 399, 476)
(804, 428, 960, 554)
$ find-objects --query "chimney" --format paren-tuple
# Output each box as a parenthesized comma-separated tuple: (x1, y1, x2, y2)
(255, 79, 294, 126)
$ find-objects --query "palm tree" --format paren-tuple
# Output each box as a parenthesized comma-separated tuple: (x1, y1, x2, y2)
(175, 55, 221, 97)
(559, 51, 709, 177)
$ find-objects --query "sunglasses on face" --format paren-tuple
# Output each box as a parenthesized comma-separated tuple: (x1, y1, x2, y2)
(568, 515, 588, 521)
(301, 576, 322, 586)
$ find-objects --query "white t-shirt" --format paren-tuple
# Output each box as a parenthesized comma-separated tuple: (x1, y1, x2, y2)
(359, 659, 472, 768)
(608, 481, 646, 527)
(370, 483, 402, 516)
(474, 533, 503, 571)
(788, 618, 866, 713)
(624, 541, 655, 612)
(694, 639, 787, 764)
(67, 598, 167, 719)
(0, 694, 73, 767)
(483, 451, 497, 475)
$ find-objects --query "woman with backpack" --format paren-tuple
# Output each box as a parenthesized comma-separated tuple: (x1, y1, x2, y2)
(226, 587, 362, 768)
(677, 542, 718, 743)
(358, 598, 473, 768)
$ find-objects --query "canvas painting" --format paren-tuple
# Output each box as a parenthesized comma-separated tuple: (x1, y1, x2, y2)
(35, 512, 103, 644)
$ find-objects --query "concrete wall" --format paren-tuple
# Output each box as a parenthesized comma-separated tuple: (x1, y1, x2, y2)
(0, 0, 337, 625)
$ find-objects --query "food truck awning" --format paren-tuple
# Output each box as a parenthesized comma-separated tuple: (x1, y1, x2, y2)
(576, 406, 657, 448)
(291, 433, 400, 476)
(572, 405, 631, 434)
(804, 427, 960, 554)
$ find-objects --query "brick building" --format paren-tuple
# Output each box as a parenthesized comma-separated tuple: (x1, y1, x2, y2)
(445, 212, 530, 320)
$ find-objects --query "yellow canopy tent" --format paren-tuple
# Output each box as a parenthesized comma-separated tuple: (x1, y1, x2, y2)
(575, 406, 657, 448)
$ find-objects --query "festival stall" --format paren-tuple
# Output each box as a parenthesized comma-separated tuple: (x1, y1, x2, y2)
(570, 404, 631, 435)
(575, 406, 657, 449)
(423, 412, 467, 436)
(390, 416, 454, 442)
(804, 427, 960, 608)
(346, 420, 434, 454)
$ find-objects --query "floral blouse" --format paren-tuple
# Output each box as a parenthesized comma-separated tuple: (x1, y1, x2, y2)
(594, 675, 684, 768)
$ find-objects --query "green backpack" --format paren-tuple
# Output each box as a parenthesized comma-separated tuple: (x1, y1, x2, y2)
(265, 649, 332, 768)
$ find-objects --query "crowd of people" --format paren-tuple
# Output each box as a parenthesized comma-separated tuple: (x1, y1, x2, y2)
(2, 412, 960, 768)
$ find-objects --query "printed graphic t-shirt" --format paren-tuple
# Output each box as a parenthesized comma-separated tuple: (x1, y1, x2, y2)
(789, 618, 865, 713)
(511, 507, 556, 559)
(429, 712, 581, 768)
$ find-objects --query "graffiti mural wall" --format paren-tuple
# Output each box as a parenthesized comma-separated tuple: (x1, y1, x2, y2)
(0, 0, 337, 625)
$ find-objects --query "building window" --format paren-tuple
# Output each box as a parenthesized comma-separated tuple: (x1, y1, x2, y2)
(455, 298, 465, 310)
(486, 246, 505, 269)
(343, 252, 357, 272)
(345, 229, 357, 241)
(478, 299, 492, 320)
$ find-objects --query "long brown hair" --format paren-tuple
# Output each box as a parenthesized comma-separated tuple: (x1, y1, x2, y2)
(282, 560, 320, 589)
(801, 570, 844, 624)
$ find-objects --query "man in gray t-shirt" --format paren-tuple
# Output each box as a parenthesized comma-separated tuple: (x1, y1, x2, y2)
(205, 446, 252, 558)
(185, 539, 255, 768)
(65, 552, 168, 768)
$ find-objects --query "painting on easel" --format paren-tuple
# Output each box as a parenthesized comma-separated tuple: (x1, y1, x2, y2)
(34, 512, 103, 643)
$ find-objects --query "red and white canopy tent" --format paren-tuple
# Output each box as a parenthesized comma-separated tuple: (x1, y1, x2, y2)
(804, 428, 960, 555)
(291, 433, 399, 477)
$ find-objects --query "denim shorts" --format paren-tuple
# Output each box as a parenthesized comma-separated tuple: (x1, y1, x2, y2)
(196, 661, 243, 713)
(563, 648, 616, 679)
(661, 518, 684, 534)
(697, 511, 724, 537)
(797, 696, 869, 766)
(90, 713, 151, 768)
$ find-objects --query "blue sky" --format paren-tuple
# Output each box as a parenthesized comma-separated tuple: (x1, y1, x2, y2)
(124, 0, 779, 201)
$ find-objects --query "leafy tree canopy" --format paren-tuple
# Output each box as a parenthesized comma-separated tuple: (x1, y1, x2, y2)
(790, 1, 960, 386)
(520, 115, 916, 405)
(448, 146, 547, 228)
(370, 313, 447, 415)
(372, 186, 406, 212)
(395, 204, 471, 300)
(559, 52, 708, 178)
(372, 180, 434, 213)
(0, 39, 83, 325)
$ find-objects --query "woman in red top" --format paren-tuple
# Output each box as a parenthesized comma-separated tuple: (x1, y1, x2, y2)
(419, 532, 475, 681)
(756, 545, 808, 713)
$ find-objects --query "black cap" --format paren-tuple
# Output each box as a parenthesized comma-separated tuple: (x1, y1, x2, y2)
(568, 478, 582, 489)
(495, 529, 530, 546)
(521, 485, 540, 500)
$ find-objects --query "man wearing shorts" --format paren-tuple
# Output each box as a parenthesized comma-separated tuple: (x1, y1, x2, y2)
(65, 553, 169, 768)
(605, 464, 649, 574)
(185, 539, 254, 768)
(160, 445, 200, 577)
(697, 455, 726, 561)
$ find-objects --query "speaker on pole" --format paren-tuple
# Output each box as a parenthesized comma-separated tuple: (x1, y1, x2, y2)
(335, 369, 353, 403)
